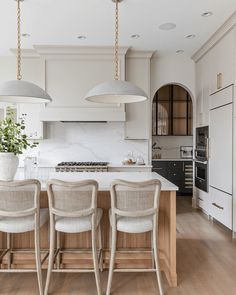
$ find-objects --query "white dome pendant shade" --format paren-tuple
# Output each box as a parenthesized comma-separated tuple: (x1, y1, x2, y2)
(0, 0, 52, 104)
(85, 0, 148, 104)
(84, 80, 147, 104)
(0, 80, 52, 103)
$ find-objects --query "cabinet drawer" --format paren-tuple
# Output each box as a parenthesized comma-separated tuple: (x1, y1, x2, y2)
(210, 85, 233, 110)
(210, 186, 232, 229)
(167, 161, 183, 173)
(196, 188, 209, 213)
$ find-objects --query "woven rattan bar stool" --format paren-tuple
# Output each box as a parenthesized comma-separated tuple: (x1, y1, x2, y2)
(106, 179, 164, 295)
(45, 179, 103, 295)
(0, 179, 49, 295)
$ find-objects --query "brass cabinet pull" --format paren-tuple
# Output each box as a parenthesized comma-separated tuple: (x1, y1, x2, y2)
(217, 73, 222, 89)
(212, 202, 224, 210)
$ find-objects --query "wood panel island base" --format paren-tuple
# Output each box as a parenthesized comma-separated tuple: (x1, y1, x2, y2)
(0, 172, 177, 287)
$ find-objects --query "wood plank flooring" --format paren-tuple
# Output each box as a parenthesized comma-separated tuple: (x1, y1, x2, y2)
(1, 197, 236, 295)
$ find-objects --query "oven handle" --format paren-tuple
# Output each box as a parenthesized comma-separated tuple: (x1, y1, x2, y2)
(194, 160, 208, 164)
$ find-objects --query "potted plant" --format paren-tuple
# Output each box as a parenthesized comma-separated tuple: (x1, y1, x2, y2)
(0, 109, 38, 181)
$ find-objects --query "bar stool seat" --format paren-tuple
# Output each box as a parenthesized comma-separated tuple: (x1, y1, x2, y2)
(106, 179, 164, 295)
(109, 209, 153, 233)
(56, 208, 103, 233)
(0, 208, 48, 233)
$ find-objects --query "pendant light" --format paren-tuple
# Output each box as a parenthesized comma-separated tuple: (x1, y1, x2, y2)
(85, 0, 148, 104)
(0, 0, 52, 103)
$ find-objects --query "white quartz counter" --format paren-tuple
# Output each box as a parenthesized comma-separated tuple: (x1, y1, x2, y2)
(152, 158, 193, 161)
(48, 172, 178, 191)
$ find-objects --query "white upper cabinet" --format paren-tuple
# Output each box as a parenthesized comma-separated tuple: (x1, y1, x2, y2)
(209, 29, 235, 94)
(124, 52, 152, 139)
(195, 52, 210, 127)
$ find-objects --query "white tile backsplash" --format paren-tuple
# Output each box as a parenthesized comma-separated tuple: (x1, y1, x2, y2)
(20, 122, 149, 167)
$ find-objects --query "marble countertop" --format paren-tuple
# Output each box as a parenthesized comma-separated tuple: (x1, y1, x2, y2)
(108, 163, 152, 168)
(48, 172, 178, 191)
(152, 158, 193, 161)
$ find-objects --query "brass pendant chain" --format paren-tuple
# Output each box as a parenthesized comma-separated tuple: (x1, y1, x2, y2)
(114, 0, 119, 80)
(17, 0, 22, 80)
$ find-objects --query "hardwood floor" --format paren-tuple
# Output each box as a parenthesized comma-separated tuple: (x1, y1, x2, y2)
(1, 197, 236, 295)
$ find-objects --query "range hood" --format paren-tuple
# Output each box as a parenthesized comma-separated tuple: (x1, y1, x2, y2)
(39, 106, 126, 122)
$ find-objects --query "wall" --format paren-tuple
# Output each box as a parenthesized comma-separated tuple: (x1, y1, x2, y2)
(152, 136, 193, 159)
(20, 122, 149, 167)
(150, 54, 196, 100)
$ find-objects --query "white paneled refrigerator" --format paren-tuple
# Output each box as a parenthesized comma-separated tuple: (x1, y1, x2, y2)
(209, 101, 233, 229)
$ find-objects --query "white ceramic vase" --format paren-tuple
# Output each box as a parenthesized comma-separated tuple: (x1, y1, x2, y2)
(0, 152, 19, 181)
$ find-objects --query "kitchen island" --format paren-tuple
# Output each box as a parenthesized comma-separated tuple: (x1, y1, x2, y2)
(0, 172, 178, 287)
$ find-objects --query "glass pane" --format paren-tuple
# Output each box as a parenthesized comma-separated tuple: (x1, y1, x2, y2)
(188, 100, 192, 118)
(157, 102, 170, 135)
(188, 118, 193, 135)
(157, 85, 170, 101)
(152, 101, 157, 135)
(173, 118, 187, 135)
(173, 102, 186, 118)
(173, 85, 187, 101)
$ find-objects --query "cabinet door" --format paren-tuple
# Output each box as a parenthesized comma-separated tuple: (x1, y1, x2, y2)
(125, 57, 150, 139)
(195, 59, 203, 127)
(152, 161, 167, 177)
(210, 29, 235, 94)
(18, 104, 44, 139)
(201, 53, 210, 126)
(210, 186, 232, 229)
(209, 104, 233, 194)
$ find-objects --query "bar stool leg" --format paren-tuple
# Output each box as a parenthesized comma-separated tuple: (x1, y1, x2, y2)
(7, 233, 11, 269)
(44, 217, 55, 295)
(152, 228, 164, 295)
(98, 224, 103, 271)
(35, 222, 43, 295)
(106, 226, 117, 295)
(151, 231, 155, 269)
(92, 226, 102, 295)
(56, 231, 61, 269)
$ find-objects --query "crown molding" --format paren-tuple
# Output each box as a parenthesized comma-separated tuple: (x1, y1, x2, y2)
(192, 11, 236, 62)
(126, 49, 154, 59)
(10, 48, 40, 58)
(33, 45, 129, 56)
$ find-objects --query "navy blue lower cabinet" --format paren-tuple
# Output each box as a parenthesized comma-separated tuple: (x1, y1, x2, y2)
(152, 160, 193, 196)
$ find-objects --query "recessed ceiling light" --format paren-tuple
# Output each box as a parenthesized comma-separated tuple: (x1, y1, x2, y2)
(131, 34, 140, 39)
(159, 23, 176, 31)
(176, 50, 184, 54)
(22, 33, 30, 38)
(77, 35, 86, 40)
(201, 11, 213, 17)
(186, 34, 196, 39)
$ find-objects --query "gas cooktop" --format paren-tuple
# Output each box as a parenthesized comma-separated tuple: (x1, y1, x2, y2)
(55, 162, 109, 172)
(57, 162, 109, 167)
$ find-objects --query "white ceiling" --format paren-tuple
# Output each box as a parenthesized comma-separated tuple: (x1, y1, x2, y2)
(0, 0, 236, 57)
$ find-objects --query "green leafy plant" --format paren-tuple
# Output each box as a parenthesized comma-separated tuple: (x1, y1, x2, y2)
(0, 108, 38, 155)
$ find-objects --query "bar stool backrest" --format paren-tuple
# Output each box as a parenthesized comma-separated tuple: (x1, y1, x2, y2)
(0, 179, 40, 217)
(47, 179, 98, 218)
(110, 179, 162, 218)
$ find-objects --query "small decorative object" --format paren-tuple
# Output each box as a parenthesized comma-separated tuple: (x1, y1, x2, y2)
(122, 151, 136, 165)
(0, 109, 38, 180)
(152, 143, 162, 159)
(136, 155, 145, 165)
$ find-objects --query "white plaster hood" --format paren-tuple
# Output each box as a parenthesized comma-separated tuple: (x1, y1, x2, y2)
(19, 46, 128, 122)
